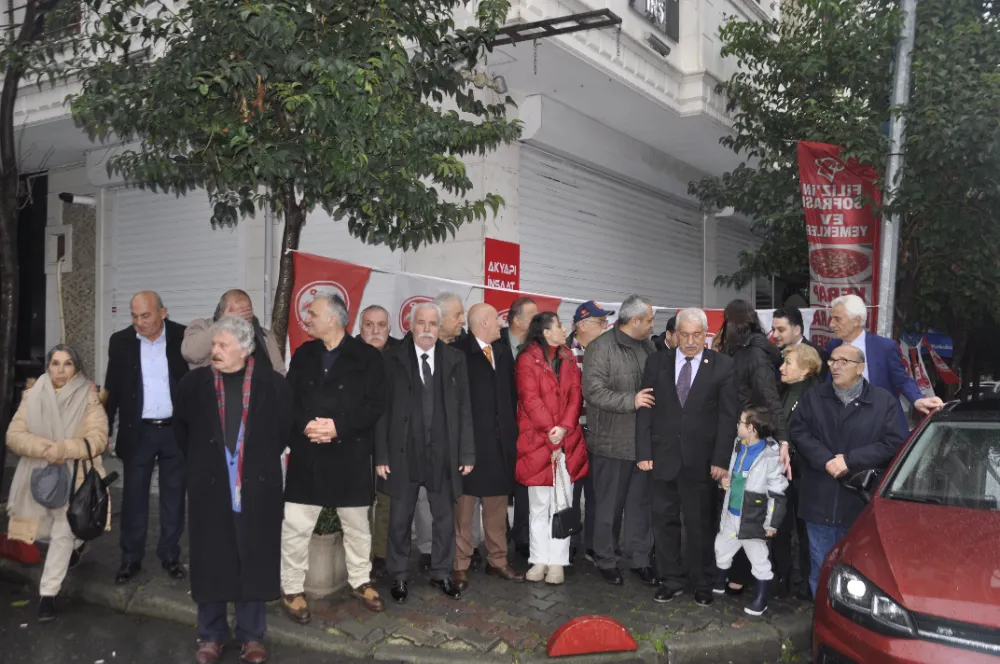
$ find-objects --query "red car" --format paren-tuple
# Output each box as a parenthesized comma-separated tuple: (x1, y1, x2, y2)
(813, 402, 1000, 663)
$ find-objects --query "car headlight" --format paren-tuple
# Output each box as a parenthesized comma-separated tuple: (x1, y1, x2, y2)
(829, 564, 916, 637)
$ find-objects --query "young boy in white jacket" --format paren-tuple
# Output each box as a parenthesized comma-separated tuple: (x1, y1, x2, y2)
(715, 406, 789, 616)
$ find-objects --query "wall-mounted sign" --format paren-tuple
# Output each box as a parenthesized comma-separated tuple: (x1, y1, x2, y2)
(629, 0, 679, 43)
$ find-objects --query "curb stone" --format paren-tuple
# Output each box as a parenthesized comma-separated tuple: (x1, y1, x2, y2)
(0, 557, 811, 663)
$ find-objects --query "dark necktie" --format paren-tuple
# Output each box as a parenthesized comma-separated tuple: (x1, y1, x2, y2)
(677, 356, 694, 407)
(421, 353, 432, 385)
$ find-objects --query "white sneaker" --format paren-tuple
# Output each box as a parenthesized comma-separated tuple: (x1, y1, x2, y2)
(545, 565, 564, 585)
(525, 564, 547, 582)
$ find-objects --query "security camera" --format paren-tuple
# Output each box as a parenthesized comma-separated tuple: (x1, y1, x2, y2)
(58, 193, 97, 207)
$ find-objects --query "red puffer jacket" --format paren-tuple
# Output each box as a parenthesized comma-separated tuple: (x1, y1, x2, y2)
(515, 343, 589, 487)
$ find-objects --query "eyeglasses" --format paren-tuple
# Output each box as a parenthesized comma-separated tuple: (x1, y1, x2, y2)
(828, 358, 864, 367)
(738, 419, 751, 426)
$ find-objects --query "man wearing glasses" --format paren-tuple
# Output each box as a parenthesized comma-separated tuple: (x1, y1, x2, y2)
(789, 344, 907, 596)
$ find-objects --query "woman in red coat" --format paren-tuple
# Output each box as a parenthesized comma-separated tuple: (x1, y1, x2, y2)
(515, 312, 589, 585)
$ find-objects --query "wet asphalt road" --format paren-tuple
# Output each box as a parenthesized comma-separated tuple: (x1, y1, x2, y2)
(0, 580, 364, 664)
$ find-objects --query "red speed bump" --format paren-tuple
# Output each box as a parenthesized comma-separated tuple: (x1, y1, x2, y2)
(547, 615, 638, 657)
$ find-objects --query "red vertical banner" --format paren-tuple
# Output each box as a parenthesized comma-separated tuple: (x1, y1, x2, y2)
(483, 238, 562, 320)
(289, 252, 372, 355)
(798, 141, 882, 348)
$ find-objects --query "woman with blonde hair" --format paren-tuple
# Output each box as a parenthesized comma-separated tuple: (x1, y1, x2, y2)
(774, 341, 823, 600)
(6, 344, 109, 622)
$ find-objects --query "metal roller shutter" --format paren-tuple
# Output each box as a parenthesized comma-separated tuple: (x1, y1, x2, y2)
(111, 188, 240, 325)
(716, 218, 754, 304)
(518, 147, 704, 317)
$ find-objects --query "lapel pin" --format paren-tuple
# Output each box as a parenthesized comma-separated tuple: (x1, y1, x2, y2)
(703, 359, 709, 364)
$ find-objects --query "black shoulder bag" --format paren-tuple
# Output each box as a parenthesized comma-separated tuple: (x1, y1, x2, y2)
(67, 439, 120, 541)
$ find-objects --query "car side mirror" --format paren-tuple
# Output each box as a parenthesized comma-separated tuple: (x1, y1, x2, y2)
(845, 469, 883, 504)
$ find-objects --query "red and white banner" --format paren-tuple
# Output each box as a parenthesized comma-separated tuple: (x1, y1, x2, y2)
(923, 335, 960, 385)
(798, 141, 882, 348)
(289, 252, 372, 355)
(391, 274, 473, 339)
(909, 346, 936, 398)
(488, 290, 563, 325)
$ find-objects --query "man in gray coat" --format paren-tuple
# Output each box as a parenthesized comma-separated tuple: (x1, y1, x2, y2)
(582, 295, 658, 586)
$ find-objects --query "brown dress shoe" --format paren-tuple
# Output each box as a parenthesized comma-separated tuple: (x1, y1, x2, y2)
(350, 583, 386, 613)
(451, 569, 469, 591)
(240, 641, 268, 664)
(485, 564, 525, 582)
(195, 642, 223, 664)
(281, 593, 311, 624)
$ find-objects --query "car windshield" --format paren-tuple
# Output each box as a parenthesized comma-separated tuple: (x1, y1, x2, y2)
(885, 421, 1000, 511)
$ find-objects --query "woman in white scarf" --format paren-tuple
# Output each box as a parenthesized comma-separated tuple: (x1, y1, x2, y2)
(6, 344, 109, 622)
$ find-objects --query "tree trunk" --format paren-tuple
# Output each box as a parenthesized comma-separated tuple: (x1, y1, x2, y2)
(269, 188, 304, 356)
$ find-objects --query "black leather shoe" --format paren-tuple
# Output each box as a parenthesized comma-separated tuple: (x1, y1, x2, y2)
(390, 580, 409, 604)
(630, 567, 658, 586)
(694, 590, 715, 606)
(38, 596, 56, 622)
(115, 562, 141, 585)
(419, 554, 432, 572)
(163, 560, 187, 580)
(653, 585, 683, 603)
(470, 549, 484, 571)
(430, 578, 462, 599)
(600, 568, 624, 585)
(68, 543, 86, 570)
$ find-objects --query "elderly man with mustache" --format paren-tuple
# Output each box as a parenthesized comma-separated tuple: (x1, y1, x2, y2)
(374, 302, 475, 603)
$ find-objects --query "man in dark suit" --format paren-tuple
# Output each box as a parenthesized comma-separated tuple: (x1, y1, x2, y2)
(358, 304, 401, 351)
(826, 294, 942, 430)
(374, 301, 475, 603)
(358, 303, 400, 580)
(636, 307, 739, 606)
(104, 291, 189, 585)
(771, 306, 827, 377)
(494, 297, 537, 559)
(451, 304, 523, 590)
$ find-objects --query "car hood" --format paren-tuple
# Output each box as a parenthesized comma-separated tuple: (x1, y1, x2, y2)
(844, 498, 1000, 629)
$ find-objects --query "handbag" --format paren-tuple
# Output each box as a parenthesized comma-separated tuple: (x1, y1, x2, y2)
(550, 455, 581, 540)
(67, 439, 120, 541)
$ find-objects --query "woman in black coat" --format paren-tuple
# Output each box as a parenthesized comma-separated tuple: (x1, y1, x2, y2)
(172, 317, 293, 662)
(714, 299, 787, 594)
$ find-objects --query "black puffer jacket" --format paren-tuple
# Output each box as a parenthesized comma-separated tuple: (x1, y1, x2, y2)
(731, 333, 787, 442)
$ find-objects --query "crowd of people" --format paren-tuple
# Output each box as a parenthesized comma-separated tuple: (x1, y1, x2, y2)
(5, 286, 942, 664)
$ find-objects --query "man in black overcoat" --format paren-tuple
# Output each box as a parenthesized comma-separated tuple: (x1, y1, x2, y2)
(375, 301, 475, 603)
(104, 290, 189, 585)
(635, 307, 739, 607)
(173, 316, 292, 664)
(280, 294, 387, 621)
(450, 304, 523, 591)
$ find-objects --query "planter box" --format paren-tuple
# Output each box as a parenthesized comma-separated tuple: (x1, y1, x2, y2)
(304, 532, 348, 597)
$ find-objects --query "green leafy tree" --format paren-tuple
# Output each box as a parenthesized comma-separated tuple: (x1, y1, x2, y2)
(0, 0, 85, 436)
(72, 0, 521, 349)
(690, 0, 1000, 364)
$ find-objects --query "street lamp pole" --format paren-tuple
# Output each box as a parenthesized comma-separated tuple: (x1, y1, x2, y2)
(876, 0, 918, 338)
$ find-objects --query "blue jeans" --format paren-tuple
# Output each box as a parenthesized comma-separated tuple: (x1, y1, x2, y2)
(806, 523, 851, 597)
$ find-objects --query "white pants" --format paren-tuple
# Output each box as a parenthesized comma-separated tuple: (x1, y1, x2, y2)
(415, 487, 482, 554)
(527, 457, 573, 566)
(39, 504, 80, 597)
(280, 502, 372, 592)
(714, 510, 773, 581)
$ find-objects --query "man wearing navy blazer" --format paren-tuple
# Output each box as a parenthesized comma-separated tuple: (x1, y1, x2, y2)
(825, 294, 943, 430)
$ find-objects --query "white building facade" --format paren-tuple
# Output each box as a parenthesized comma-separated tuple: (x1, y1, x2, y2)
(9, 0, 776, 381)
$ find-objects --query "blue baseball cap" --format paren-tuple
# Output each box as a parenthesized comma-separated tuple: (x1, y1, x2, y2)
(574, 301, 615, 324)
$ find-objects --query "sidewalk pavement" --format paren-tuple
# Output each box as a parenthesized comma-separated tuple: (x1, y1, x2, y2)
(0, 490, 813, 664)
